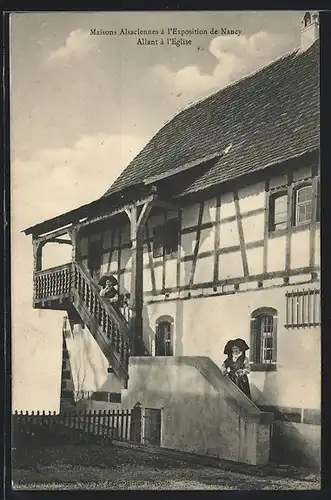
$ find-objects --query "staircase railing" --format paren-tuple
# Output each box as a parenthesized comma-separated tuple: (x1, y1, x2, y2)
(33, 261, 149, 385)
(71, 262, 149, 384)
(70, 262, 131, 385)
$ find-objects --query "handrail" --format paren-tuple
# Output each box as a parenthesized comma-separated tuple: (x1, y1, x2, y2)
(70, 287, 129, 385)
(72, 262, 130, 340)
(74, 262, 149, 356)
(34, 263, 72, 276)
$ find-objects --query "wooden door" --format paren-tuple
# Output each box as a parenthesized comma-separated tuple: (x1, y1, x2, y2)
(143, 408, 161, 446)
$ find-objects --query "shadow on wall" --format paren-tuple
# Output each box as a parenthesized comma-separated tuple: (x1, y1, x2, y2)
(250, 369, 279, 406)
(175, 300, 184, 356)
(270, 420, 321, 469)
(142, 305, 155, 354)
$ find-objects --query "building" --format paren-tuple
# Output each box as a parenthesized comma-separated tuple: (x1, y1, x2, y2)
(24, 13, 320, 467)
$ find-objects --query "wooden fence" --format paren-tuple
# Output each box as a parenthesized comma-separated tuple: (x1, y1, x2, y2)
(12, 407, 142, 447)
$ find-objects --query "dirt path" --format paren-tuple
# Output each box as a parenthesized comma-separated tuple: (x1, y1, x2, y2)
(12, 444, 320, 490)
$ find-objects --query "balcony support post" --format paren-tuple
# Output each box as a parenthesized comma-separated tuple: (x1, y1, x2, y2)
(67, 227, 78, 262)
(32, 238, 44, 272)
(125, 200, 153, 355)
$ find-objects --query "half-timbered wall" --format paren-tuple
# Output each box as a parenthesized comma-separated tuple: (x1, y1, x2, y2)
(70, 161, 320, 410)
(77, 162, 320, 300)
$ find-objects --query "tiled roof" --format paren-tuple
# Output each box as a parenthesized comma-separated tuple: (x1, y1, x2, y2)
(104, 40, 319, 199)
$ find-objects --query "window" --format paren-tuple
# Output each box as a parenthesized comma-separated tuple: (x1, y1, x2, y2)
(250, 307, 277, 369)
(155, 316, 173, 356)
(285, 289, 320, 328)
(294, 185, 313, 225)
(269, 192, 288, 231)
(153, 219, 179, 258)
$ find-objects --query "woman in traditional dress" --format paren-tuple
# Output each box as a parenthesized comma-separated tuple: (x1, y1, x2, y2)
(99, 275, 119, 309)
(221, 338, 251, 399)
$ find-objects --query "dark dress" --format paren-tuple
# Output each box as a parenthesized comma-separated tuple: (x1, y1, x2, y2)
(223, 354, 251, 399)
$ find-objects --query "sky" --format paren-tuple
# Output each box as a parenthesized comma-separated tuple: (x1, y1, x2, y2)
(10, 10, 306, 411)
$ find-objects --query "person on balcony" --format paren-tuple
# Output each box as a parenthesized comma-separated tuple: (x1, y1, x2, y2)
(99, 275, 119, 310)
(221, 338, 251, 399)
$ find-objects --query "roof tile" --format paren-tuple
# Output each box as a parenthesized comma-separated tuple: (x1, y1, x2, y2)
(104, 41, 319, 199)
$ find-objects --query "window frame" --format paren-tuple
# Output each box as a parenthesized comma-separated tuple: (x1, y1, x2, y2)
(152, 218, 180, 259)
(269, 190, 288, 232)
(268, 176, 318, 234)
(250, 307, 278, 371)
(155, 315, 174, 356)
(293, 183, 313, 227)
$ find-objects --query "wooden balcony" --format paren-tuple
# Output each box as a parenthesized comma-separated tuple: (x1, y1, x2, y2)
(33, 263, 72, 310)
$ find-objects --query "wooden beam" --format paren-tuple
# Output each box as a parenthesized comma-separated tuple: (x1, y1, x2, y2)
(67, 228, 78, 262)
(233, 190, 249, 278)
(128, 204, 144, 355)
(32, 239, 44, 272)
(137, 199, 153, 229)
(106, 229, 116, 274)
(176, 209, 182, 290)
(32, 225, 75, 244)
(145, 222, 156, 294)
(263, 180, 270, 274)
(285, 172, 293, 273)
(162, 212, 167, 291)
(213, 195, 221, 282)
(48, 238, 72, 245)
(79, 195, 155, 230)
(189, 202, 204, 286)
(309, 173, 318, 268)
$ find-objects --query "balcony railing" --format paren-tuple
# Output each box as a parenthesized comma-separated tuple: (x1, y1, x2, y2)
(34, 263, 72, 303)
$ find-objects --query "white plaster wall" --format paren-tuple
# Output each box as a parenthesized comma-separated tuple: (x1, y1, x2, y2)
(267, 236, 286, 273)
(219, 220, 239, 247)
(291, 231, 310, 269)
(194, 255, 214, 284)
(247, 247, 264, 276)
(199, 227, 214, 254)
(165, 259, 177, 289)
(220, 192, 235, 219)
(242, 214, 264, 244)
(144, 283, 320, 410)
(237, 181, 265, 213)
(65, 324, 122, 395)
(219, 251, 243, 279)
(202, 197, 216, 224)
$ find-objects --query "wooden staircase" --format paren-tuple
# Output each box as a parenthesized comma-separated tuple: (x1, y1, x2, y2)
(33, 261, 149, 388)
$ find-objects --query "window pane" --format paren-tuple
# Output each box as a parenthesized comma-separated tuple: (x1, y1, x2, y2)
(297, 186, 312, 202)
(256, 313, 276, 364)
(295, 186, 312, 225)
(270, 194, 288, 230)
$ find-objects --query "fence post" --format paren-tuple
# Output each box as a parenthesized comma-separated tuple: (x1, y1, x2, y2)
(125, 410, 129, 441)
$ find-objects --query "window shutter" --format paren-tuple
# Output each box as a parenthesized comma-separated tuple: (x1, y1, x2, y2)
(272, 316, 277, 363)
(250, 317, 258, 363)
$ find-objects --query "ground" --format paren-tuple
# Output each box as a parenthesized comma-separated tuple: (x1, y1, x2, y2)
(12, 444, 320, 490)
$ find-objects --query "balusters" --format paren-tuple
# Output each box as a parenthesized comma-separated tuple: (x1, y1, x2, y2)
(55, 271, 59, 296)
